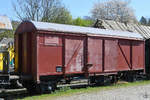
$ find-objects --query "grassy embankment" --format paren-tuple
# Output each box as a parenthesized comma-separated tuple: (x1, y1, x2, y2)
(18, 80, 150, 100)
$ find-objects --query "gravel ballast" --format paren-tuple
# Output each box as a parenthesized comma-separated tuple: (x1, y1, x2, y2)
(55, 84, 150, 100)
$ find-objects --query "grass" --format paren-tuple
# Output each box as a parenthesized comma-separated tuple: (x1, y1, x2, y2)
(18, 80, 150, 100)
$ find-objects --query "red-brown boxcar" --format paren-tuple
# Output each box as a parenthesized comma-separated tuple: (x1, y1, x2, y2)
(15, 21, 145, 93)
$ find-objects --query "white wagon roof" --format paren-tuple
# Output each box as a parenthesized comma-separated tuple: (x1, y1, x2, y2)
(16, 21, 144, 40)
(0, 16, 13, 32)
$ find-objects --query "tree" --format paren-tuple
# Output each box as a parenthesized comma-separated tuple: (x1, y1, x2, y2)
(43, 7, 72, 24)
(140, 16, 147, 25)
(91, 0, 137, 23)
(0, 21, 19, 39)
(72, 17, 93, 27)
(13, 0, 72, 24)
(147, 19, 150, 26)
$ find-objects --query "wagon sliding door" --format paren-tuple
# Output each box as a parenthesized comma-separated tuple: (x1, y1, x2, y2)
(104, 39, 118, 72)
(88, 38, 118, 73)
(65, 36, 85, 74)
(88, 37, 103, 73)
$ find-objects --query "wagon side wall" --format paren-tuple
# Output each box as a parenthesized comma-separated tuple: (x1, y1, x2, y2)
(87, 36, 145, 75)
(30, 31, 145, 82)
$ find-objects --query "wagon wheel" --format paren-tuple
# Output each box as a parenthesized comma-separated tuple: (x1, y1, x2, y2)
(35, 82, 57, 94)
(110, 75, 118, 84)
(22, 81, 37, 94)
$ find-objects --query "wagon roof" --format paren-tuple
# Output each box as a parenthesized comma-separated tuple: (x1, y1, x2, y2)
(16, 21, 144, 40)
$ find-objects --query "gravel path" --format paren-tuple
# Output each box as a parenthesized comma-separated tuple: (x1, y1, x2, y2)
(55, 84, 150, 100)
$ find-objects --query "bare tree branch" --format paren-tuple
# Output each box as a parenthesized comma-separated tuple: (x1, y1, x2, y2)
(12, 0, 72, 24)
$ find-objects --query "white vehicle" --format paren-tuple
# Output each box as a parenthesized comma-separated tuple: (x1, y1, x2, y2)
(0, 15, 12, 33)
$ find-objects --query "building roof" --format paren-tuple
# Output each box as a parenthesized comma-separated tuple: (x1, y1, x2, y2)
(15, 21, 144, 40)
(0, 16, 13, 33)
(94, 19, 150, 39)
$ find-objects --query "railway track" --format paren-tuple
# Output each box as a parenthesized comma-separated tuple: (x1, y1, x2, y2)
(0, 88, 27, 99)
(0, 78, 145, 100)
(0, 80, 88, 99)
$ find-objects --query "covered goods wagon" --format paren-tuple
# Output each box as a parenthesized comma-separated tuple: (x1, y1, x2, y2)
(15, 21, 145, 93)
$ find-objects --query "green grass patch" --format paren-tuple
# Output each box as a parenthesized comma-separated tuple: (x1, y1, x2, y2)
(18, 80, 150, 100)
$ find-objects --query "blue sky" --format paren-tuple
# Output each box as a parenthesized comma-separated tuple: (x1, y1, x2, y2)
(0, 0, 150, 21)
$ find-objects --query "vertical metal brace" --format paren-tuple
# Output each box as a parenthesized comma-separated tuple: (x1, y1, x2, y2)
(102, 39, 105, 72)
(130, 41, 133, 70)
(3, 51, 10, 74)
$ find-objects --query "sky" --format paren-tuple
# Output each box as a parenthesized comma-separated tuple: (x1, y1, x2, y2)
(0, 0, 150, 21)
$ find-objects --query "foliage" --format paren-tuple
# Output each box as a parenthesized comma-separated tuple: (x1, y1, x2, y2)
(147, 19, 150, 26)
(0, 21, 19, 40)
(0, 30, 14, 40)
(13, 0, 72, 24)
(139, 16, 150, 26)
(42, 7, 73, 24)
(91, 0, 137, 23)
(72, 17, 94, 27)
(140, 16, 147, 25)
